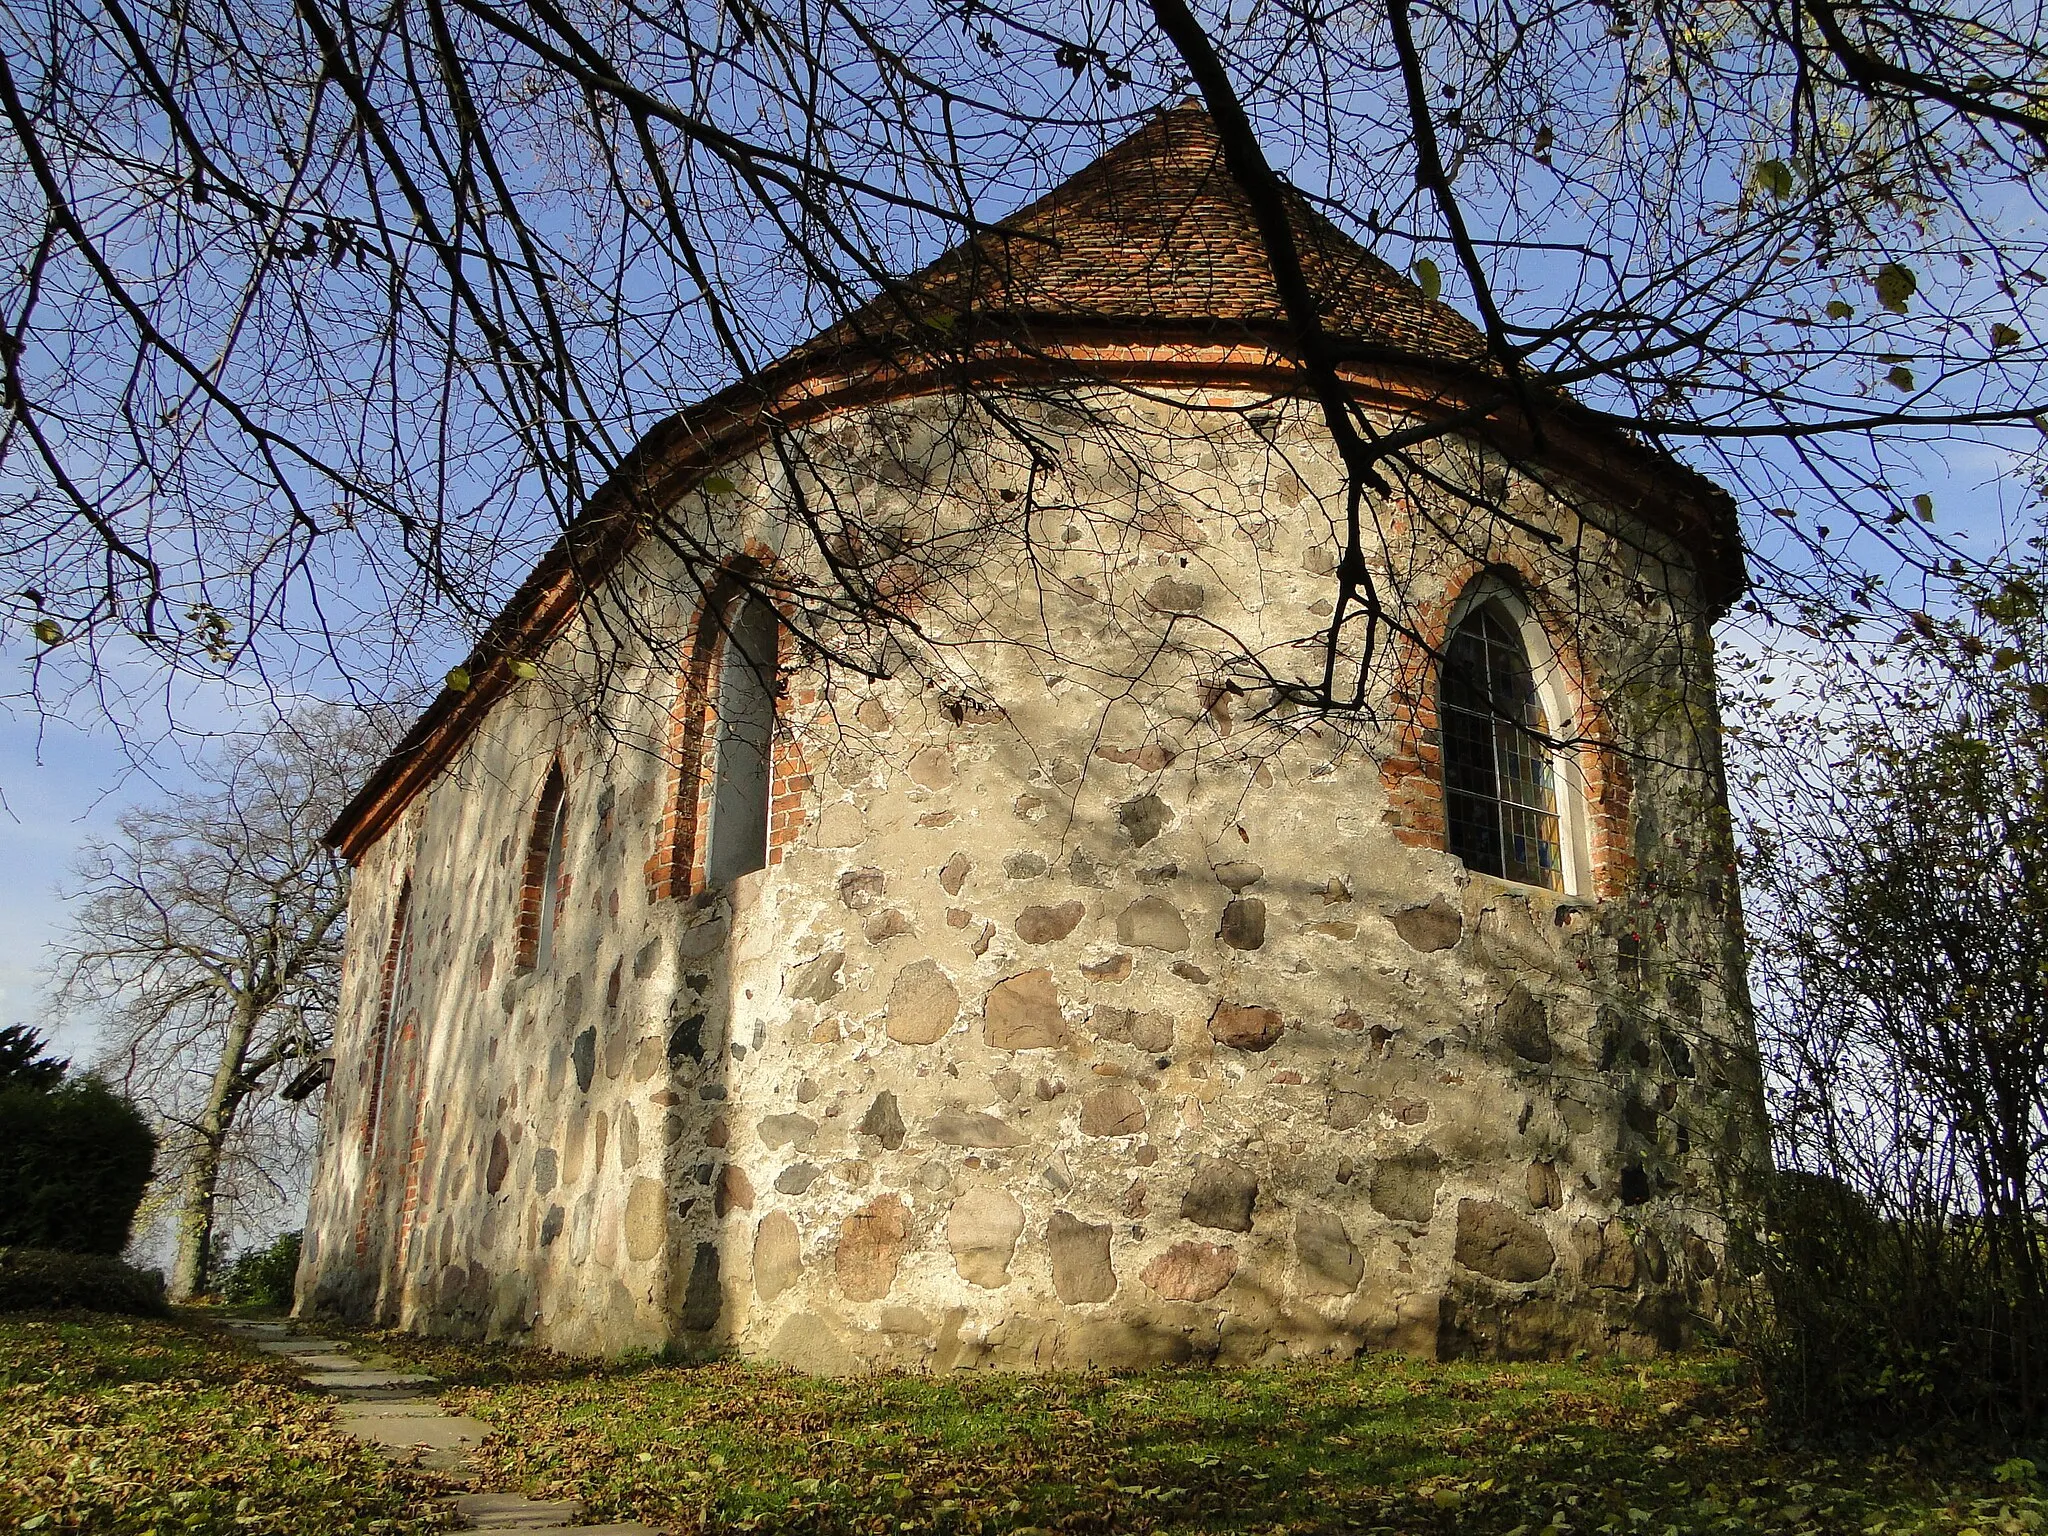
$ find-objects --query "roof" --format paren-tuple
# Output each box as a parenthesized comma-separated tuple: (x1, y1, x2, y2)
(325, 102, 1746, 862)
(798, 100, 1491, 365)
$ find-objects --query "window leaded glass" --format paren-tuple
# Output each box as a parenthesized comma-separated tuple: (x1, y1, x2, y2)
(1440, 606, 1564, 890)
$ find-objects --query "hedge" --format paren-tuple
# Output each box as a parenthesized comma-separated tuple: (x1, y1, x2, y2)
(0, 1246, 168, 1315)
(0, 1077, 157, 1255)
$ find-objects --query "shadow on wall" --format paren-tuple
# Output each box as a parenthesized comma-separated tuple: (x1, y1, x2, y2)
(660, 882, 743, 1355)
(297, 735, 749, 1353)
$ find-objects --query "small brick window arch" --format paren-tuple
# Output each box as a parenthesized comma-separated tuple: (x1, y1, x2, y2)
(364, 878, 413, 1153)
(704, 593, 779, 886)
(647, 559, 809, 903)
(517, 762, 570, 971)
(1438, 587, 1586, 893)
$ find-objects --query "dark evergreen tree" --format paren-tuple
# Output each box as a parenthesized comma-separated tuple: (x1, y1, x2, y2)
(0, 1026, 68, 1092)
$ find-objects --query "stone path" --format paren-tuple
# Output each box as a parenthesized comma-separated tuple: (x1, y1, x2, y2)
(219, 1318, 659, 1535)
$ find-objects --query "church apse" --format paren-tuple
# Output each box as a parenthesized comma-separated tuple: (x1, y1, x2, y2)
(298, 106, 1764, 1368)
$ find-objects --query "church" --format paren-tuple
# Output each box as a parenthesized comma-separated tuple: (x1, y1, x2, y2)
(299, 103, 1766, 1368)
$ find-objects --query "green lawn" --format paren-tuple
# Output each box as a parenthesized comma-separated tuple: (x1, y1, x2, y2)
(357, 1327, 2044, 1536)
(4, 1308, 2042, 1536)
(0, 1311, 449, 1535)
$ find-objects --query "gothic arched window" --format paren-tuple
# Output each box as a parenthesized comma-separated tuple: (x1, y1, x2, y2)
(518, 762, 569, 970)
(1440, 601, 1566, 891)
(704, 594, 779, 886)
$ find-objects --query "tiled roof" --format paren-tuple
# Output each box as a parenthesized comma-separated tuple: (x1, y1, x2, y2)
(805, 100, 1492, 365)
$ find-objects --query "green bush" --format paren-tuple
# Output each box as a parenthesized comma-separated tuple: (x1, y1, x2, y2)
(219, 1231, 302, 1308)
(0, 1077, 157, 1255)
(0, 1246, 167, 1315)
(1748, 1170, 2045, 1437)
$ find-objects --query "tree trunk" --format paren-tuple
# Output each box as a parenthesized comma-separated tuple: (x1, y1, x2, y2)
(168, 1132, 224, 1303)
(167, 995, 261, 1301)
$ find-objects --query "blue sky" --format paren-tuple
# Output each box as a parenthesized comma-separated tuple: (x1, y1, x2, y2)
(0, 645, 257, 1063)
(0, 710, 160, 1059)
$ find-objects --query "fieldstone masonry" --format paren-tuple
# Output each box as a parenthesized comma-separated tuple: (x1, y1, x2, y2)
(299, 106, 1766, 1370)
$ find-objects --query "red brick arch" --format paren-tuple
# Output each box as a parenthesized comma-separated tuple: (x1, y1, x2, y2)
(513, 758, 568, 971)
(1379, 560, 1634, 902)
(352, 873, 414, 1271)
(646, 545, 814, 902)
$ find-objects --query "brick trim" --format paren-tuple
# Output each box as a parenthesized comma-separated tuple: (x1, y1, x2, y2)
(647, 547, 809, 901)
(1380, 561, 1634, 901)
(352, 876, 412, 1268)
(360, 879, 411, 1158)
(514, 762, 568, 971)
(392, 1048, 434, 1287)
(767, 688, 816, 870)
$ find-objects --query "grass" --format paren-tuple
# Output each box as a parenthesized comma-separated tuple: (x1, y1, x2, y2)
(0, 1310, 451, 1535)
(348, 1327, 2048, 1536)
(3, 1308, 2043, 1536)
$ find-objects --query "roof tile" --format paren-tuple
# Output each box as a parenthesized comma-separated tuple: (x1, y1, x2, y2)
(808, 101, 1491, 365)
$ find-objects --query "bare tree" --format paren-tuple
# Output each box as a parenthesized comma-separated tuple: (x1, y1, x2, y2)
(54, 706, 395, 1299)
(0, 0, 2042, 727)
(1733, 554, 2048, 1429)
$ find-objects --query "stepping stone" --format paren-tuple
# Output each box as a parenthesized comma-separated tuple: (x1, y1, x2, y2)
(452, 1491, 586, 1529)
(338, 1408, 491, 1453)
(445, 1495, 661, 1535)
(336, 1400, 447, 1419)
(304, 1368, 439, 1391)
(370, 1441, 473, 1474)
(224, 1328, 665, 1532)
(286, 1352, 364, 1371)
(329, 1402, 489, 1474)
(221, 1321, 290, 1339)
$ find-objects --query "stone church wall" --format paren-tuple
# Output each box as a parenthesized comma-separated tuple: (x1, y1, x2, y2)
(299, 383, 1766, 1366)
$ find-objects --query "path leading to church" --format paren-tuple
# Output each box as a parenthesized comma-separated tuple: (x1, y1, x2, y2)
(218, 1317, 660, 1535)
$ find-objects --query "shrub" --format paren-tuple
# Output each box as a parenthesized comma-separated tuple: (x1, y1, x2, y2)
(219, 1232, 303, 1309)
(0, 1077, 157, 1255)
(0, 1246, 168, 1315)
(1740, 579, 2048, 1438)
(1746, 1170, 2044, 1439)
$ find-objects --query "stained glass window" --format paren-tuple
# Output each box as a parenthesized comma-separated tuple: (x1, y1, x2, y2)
(366, 880, 412, 1146)
(1440, 605, 1564, 890)
(533, 772, 569, 968)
